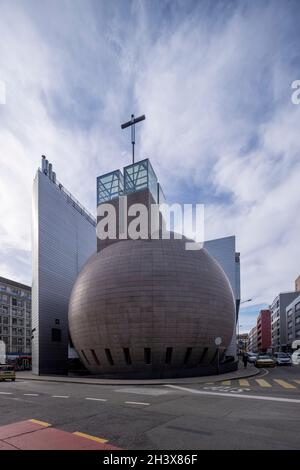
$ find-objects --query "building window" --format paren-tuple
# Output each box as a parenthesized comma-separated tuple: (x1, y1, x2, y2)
(183, 347, 193, 365)
(123, 348, 132, 365)
(144, 348, 151, 364)
(81, 350, 90, 365)
(288, 321, 293, 328)
(296, 317, 300, 325)
(12, 297, 17, 306)
(199, 347, 208, 363)
(287, 309, 293, 317)
(105, 348, 114, 365)
(90, 349, 100, 365)
(55, 319, 60, 325)
(165, 347, 173, 364)
(51, 328, 61, 342)
(3, 317, 9, 325)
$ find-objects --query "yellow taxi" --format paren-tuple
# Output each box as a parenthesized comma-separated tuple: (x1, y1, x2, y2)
(0, 364, 16, 381)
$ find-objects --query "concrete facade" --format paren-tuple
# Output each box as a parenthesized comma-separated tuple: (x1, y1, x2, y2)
(32, 158, 96, 375)
(286, 294, 300, 350)
(0, 277, 31, 362)
(271, 292, 300, 352)
(248, 326, 257, 352)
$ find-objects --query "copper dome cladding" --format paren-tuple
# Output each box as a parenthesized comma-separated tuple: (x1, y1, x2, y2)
(68, 237, 236, 378)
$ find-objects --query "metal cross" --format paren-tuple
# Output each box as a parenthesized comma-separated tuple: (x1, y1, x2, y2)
(121, 114, 145, 165)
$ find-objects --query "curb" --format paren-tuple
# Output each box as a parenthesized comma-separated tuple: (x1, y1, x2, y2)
(16, 367, 260, 386)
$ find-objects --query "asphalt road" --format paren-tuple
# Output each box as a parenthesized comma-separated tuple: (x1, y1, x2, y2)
(0, 366, 300, 450)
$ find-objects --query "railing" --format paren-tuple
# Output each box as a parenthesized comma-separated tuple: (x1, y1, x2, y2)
(41, 168, 96, 227)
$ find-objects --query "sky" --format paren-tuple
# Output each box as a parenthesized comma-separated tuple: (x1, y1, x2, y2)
(0, 0, 300, 333)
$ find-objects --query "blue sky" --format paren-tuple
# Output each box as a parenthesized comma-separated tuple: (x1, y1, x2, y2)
(0, 0, 300, 333)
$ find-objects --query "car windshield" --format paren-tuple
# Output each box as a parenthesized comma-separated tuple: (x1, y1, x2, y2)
(277, 353, 289, 358)
(258, 355, 271, 359)
(0, 365, 13, 371)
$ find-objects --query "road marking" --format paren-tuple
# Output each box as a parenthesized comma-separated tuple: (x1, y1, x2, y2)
(273, 379, 296, 389)
(221, 380, 231, 385)
(115, 387, 169, 396)
(73, 431, 108, 443)
(51, 395, 70, 398)
(294, 380, 300, 385)
(258, 368, 270, 378)
(24, 393, 39, 396)
(256, 379, 272, 388)
(125, 401, 150, 406)
(239, 379, 250, 387)
(29, 419, 51, 427)
(166, 385, 300, 404)
(85, 397, 107, 402)
(0, 392, 12, 395)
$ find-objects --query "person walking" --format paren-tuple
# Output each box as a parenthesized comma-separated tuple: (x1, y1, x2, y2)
(242, 353, 248, 368)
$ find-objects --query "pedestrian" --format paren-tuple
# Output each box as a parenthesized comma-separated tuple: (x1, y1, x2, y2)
(242, 353, 248, 368)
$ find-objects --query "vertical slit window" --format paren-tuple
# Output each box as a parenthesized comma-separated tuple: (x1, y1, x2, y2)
(81, 350, 90, 365)
(211, 349, 218, 364)
(91, 349, 100, 365)
(165, 347, 173, 364)
(144, 348, 151, 364)
(123, 348, 132, 365)
(105, 348, 114, 365)
(199, 347, 208, 364)
(183, 347, 193, 365)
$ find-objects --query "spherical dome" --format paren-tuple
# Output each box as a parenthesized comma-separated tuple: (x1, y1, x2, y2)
(68, 238, 236, 378)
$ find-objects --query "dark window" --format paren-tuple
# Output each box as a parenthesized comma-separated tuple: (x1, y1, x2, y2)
(12, 298, 17, 306)
(144, 348, 151, 364)
(51, 328, 61, 342)
(183, 347, 193, 365)
(81, 350, 90, 365)
(105, 348, 114, 365)
(55, 319, 60, 325)
(123, 348, 132, 365)
(199, 347, 208, 363)
(165, 347, 173, 364)
(91, 349, 100, 365)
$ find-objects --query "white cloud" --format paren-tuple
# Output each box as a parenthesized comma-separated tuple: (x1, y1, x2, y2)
(0, 0, 299, 307)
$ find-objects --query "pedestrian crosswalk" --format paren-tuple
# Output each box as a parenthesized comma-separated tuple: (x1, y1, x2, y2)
(217, 378, 300, 389)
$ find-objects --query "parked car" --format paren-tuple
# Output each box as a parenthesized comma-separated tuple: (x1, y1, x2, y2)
(273, 352, 292, 366)
(291, 350, 300, 365)
(255, 354, 276, 368)
(247, 353, 258, 363)
(0, 364, 16, 381)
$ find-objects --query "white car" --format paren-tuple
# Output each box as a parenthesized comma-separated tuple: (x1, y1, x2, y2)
(291, 350, 300, 365)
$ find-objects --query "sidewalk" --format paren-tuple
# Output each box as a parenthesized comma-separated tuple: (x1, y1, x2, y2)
(17, 363, 259, 386)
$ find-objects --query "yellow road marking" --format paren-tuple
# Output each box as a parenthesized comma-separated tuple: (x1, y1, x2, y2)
(239, 379, 250, 387)
(73, 431, 108, 443)
(221, 381, 231, 385)
(205, 382, 214, 385)
(256, 379, 272, 388)
(29, 419, 51, 427)
(294, 380, 300, 385)
(273, 379, 296, 389)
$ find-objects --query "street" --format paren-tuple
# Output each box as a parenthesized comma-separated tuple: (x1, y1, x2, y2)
(0, 366, 300, 450)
